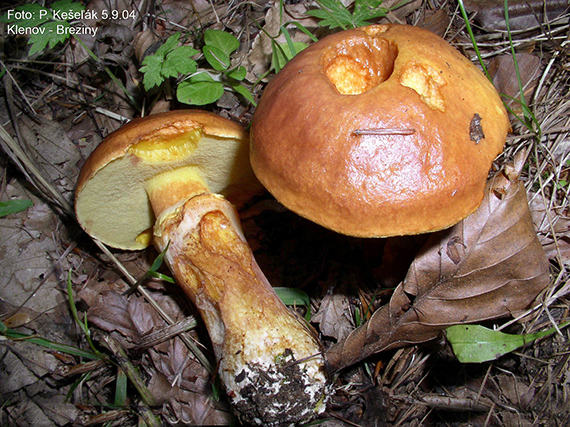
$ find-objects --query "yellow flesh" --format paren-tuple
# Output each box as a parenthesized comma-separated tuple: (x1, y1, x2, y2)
(399, 60, 447, 112)
(323, 35, 398, 95)
(129, 129, 202, 163)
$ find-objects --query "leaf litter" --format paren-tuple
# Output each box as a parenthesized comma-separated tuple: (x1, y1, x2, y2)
(0, 0, 569, 426)
(326, 156, 551, 371)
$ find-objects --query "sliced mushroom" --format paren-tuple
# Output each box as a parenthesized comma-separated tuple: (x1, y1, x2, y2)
(75, 110, 329, 426)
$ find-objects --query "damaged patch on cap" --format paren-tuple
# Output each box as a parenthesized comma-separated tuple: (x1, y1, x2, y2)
(399, 60, 447, 112)
(470, 113, 485, 143)
(322, 35, 398, 95)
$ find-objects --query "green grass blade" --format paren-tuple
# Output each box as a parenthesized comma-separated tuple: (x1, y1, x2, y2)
(66, 371, 92, 401)
(456, 0, 491, 81)
(0, 199, 33, 217)
(67, 271, 105, 357)
(504, 0, 525, 107)
(114, 367, 128, 407)
(230, 82, 257, 106)
(281, 25, 298, 58)
(503, 0, 541, 137)
(146, 271, 175, 283)
(67, 271, 83, 330)
(287, 21, 319, 43)
(1, 320, 101, 360)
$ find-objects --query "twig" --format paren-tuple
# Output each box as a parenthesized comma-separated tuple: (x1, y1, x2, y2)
(0, 124, 74, 216)
(100, 334, 159, 407)
(6, 65, 98, 92)
(0, 59, 37, 115)
(133, 316, 198, 350)
(94, 107, 130, 123)
(352, 128, 416, 136)
(416, 394, 492, 411)
(92, 239, 213, 372)
(0, 108, 213, 373)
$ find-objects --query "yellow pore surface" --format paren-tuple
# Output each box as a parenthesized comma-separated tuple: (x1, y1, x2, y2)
(76, 128, 253, 250)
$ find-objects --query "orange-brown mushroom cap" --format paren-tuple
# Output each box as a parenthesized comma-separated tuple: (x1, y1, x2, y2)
(75, 110, 261, 250)
(250, 24, 510, 237)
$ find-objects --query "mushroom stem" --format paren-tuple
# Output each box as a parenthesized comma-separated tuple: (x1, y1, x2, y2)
(145, 167, 209, 218)
(154, 193, 329, 426)
(74, 110, 330, 425)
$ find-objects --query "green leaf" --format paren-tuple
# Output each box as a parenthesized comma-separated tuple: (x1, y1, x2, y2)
(140, 54, 164, 90)
(226, 65, 247, 81)
(177, 73, 224, 106)
(28, 21, 69, 56)
(271, 41, 307, 72)
(140, 35, 199, 91)
(0, 199, 33, 217)
(203, 45, 231, 71)
(163, 46, 198, 78)
(229, 81, 256, 106)
(307, 0, 388, 29)
(446, 323, 570, 363)
(1, 0, 85, 55)
(155, 33, 181, 58)
(306, 0, 352, 30)
(352, 0, 388, 27)
(203, 29, 239, 57)
(2, 0, 85, 55)
(274, 287, 311, 308)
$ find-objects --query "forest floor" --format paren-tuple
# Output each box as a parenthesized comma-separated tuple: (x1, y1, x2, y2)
(1, 0, 569, 426)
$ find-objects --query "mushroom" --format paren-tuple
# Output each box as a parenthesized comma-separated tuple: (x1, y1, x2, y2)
(75, 110, 329, 426)
(250, 24, 510, 237)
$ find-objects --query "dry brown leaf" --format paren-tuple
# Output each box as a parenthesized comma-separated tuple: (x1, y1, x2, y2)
(246, 2, 318, 78)
(0, 181, 72, 313)
(528, 191, 570, 264)
(463, 0, 570, 31)
(17, 115, 81, 205)
(78, 287, 232, 424)
(417, 9, 451, 37)
(489, 53, 544, 113)
(85, 291, 142, 341)
(326, 166, 551, 371)
(313, 287, 354, 341)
